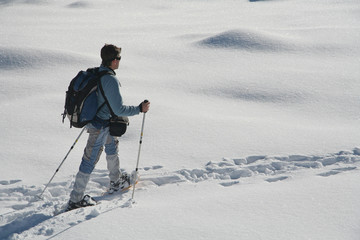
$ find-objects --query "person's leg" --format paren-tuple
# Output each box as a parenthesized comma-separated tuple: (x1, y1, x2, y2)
(105, 135, 120, 182)
(69, 125, 109, 202)
(104, 135, 130, 192)
(69, 171, 90, 203)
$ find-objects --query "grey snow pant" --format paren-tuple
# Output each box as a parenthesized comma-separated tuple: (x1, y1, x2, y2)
(70, 124, 121, 203)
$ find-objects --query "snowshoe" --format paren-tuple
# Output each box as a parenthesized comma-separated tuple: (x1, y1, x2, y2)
(108, 173, 131, 194)
(66, 194, 97, 211)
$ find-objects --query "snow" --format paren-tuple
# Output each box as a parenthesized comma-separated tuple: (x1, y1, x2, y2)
(1, 0, 360, 239)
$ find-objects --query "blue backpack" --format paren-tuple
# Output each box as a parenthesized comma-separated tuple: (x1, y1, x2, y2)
(62, 67, 113, 128)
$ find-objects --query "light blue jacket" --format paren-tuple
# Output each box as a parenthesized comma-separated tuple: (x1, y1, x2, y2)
(96, 65, 140, 120)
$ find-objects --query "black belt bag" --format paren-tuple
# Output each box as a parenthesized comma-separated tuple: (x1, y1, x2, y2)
(109, 116, 129, 137)
(98, 78, 131, 137)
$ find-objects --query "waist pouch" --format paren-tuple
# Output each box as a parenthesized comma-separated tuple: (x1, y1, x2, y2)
(109, 116, 129, 137)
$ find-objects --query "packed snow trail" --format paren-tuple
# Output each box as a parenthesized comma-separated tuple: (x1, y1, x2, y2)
(179, 148, 360, 186)
(1, 149, 359, 239)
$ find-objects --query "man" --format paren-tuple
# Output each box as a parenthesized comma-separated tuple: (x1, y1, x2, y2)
(67, 44, 150, 211)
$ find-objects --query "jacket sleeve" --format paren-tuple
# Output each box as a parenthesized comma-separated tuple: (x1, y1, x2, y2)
(101, 75, 141, 117)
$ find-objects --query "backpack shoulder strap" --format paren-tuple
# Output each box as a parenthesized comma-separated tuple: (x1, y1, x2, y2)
(85, 67, 115, 116)
(97, 71, 117, 118)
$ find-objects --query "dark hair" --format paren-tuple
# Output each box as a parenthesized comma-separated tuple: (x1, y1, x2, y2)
(101, 44, 121, 67)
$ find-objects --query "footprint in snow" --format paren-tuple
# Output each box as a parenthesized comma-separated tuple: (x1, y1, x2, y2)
(318, 166, 357, 177)
(0, 179, 22, 185)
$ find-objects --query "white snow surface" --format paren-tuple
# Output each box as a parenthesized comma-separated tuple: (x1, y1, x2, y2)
(1, 0, 360, 239)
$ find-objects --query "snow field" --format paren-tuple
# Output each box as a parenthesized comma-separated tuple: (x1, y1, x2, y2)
(1, 149, 360, 239)
(1, 0, 360, 239)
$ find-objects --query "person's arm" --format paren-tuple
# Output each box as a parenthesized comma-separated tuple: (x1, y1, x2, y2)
(101, 75, 141, 117)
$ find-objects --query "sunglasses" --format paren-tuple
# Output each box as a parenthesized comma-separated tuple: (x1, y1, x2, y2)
(115, 56, 121, 61)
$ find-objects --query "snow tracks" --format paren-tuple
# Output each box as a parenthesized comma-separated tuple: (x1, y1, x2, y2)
(1, 148, 359, 239)
(179, 148, 360, 186)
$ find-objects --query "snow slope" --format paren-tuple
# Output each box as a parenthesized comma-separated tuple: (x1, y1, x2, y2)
(1, 150, 360, 239)
(1, 0, 360, 239)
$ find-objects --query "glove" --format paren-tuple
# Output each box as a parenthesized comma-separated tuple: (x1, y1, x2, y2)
(139, 100, 149, 113)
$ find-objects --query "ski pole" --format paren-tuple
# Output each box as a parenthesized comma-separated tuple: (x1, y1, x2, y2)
(131, 100, 148, 202)
(38, 127, 86, 199)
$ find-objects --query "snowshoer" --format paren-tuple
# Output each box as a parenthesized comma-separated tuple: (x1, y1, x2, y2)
(67, 44, 150, 211)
